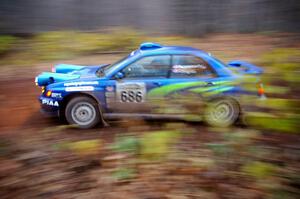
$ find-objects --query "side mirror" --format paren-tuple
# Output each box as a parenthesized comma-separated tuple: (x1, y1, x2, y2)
(114, 72, 124, 80)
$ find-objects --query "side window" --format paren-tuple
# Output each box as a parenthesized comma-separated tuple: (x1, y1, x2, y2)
(122, 55, 171, 78)
(171, 55, 214, 78)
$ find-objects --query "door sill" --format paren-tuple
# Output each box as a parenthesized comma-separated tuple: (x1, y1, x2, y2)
(103, 113, 189, 120)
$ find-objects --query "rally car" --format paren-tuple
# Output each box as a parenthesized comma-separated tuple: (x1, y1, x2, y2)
(35, 42, 264, 128)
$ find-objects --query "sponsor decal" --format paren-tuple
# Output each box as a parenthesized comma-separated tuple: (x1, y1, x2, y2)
(105, 92, 116, 108)
(65, 86, 94, 92)
(116, 82, 146, 103)
(172, 64, 206, 74)
(51, 92, 62, 98)
(64, 81, 98, 87)
(42, 98, 59, 107)
(105, 92, 115, 97)
(106, 86, 114, 92)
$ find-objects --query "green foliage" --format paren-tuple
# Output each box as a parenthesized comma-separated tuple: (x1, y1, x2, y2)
(245, 48, 300, 133)
(206, 142, 232, 156)
(260, 48, 300, 85)
(246, 113, 298, 133)
(54, 139, 102, 155)
(111, 136, 140, 154)
(0, 35, 18, 54)
(110, 130, 181, 160)
(206, 131, 258, 157)
(0, 30, 142, 65)
(140, 130, 181, 159)
(255, 98, 294, 111)
(223, 130, 258, 144)
(32, 31, 79, 60)
(0, 29, 194, 66)
(68, 139, 101, 154)
(261, 48, 300, 66)
(242, 161, 277, 179)
(112, 167, 136, 181)
(31, 29, 144, 61)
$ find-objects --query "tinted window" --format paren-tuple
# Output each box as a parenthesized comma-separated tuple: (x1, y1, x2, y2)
(122, 55, 171, 78)
(171, 55, 214, 77)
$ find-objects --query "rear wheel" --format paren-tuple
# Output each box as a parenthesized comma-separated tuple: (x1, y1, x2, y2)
(204, 98, 240, 127)
(65, 96, 100, 129)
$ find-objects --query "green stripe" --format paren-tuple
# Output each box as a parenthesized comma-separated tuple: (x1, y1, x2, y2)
(148, 81, 206, 97)
(203, 86, 235, 96)
(148, 80, 233, 97)
(189, 86, 219, 93)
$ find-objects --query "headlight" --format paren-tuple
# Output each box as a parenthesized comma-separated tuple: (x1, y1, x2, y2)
(45, 90, 52, 97)
(35, 77, 38, 86)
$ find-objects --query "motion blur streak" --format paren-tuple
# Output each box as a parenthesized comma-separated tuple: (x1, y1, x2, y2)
(0, 0, 299, 35)
(0, 1, 299, 198)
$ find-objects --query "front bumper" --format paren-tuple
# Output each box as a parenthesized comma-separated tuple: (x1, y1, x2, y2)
(40, 107, 59, 117)
(39, 96, 61, 118)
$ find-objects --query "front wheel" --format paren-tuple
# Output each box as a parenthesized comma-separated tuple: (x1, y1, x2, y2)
(204, 98, 240, 127)
(65, 96, 101, 129)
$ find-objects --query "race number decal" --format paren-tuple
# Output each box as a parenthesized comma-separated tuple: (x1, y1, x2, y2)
(116, 82, 146, 103)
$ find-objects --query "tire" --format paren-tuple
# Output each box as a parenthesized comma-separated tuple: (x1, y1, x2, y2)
(65, 96, 101, 129)
(204, 98, 240, 127)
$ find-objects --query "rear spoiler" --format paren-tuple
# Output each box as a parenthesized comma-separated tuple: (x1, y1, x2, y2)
(227, 60, 263, 75)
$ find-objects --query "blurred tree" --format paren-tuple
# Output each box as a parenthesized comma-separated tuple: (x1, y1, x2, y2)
(0, 0, 299, 35)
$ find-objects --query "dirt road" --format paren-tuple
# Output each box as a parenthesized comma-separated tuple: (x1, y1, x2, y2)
(0, 76, 299, 199)
(0, 78, 47, 131)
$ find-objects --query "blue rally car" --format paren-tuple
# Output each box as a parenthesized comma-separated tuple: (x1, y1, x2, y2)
(35, 42, 264, 128)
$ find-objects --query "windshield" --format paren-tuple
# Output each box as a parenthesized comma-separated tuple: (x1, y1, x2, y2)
(69, 68, 91, 75)
(96, 54, 130, 77)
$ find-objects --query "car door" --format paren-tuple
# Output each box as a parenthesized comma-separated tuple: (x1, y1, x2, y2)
(108, 55, 171, 113)
(147, 54, 219, 115)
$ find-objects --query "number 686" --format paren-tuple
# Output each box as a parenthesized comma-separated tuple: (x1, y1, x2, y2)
(120, 91, 143, 102)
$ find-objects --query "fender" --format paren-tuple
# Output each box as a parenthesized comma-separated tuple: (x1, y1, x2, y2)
(61, 91, 108, 126)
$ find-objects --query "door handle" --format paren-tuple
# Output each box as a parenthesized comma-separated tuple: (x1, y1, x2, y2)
(206, 82, 214, 86)
(154, 82, 162, 86)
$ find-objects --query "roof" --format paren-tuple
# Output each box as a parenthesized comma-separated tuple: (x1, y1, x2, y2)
(137, 42, 208, 56)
